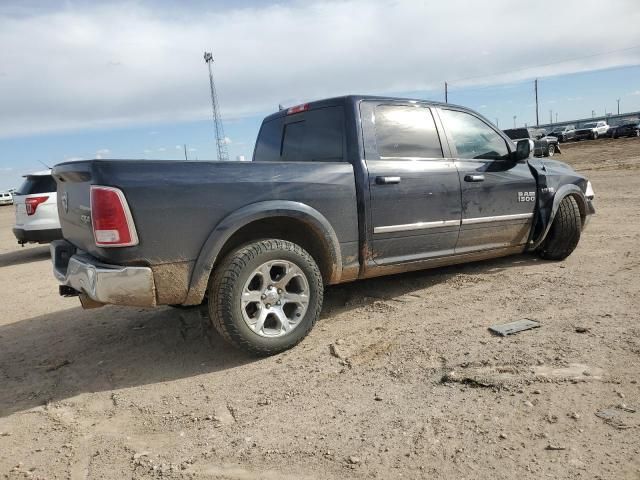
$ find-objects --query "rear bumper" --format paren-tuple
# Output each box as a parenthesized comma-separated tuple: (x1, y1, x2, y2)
(13, 227, 62, 244)
(50, 240, 156, 308)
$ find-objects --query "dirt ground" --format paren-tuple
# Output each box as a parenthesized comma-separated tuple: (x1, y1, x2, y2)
(0, 138, 639, 480)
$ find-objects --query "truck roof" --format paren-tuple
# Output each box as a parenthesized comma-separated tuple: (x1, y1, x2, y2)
(262, 95, 466, 123)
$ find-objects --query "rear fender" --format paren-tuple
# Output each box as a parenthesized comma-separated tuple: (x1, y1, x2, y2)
(184, 200, 342, 305)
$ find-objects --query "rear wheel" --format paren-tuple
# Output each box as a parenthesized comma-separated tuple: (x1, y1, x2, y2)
(208, 239, 323, 356)
(538, 196, 582, 261)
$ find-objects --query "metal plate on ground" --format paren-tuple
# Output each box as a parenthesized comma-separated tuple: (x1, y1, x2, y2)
(489, 319, 541, 336)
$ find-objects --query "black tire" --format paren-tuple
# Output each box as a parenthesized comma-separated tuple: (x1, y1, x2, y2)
(208, 239, 323, 356)
(547, 144, 555, 157)
(538, 196, 582, 261)
(592, 131, 598, 140)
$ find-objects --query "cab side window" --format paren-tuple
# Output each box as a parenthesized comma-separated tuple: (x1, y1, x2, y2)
(441, 109, 509, 161)
(374, 105, 443, 159)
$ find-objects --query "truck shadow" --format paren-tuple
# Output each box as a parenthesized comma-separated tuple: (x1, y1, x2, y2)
(0, 245, 50, 268)
(0, 252, 547, 417)
(321, 253, 547, 318)
(0, 305, 250, 417)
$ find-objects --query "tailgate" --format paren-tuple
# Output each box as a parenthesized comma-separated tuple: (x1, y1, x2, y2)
(52, 161, 95, 251)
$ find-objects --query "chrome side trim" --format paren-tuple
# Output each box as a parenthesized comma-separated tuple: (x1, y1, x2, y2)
(462, 213, 533, 225)
(374, 219, 460, 234)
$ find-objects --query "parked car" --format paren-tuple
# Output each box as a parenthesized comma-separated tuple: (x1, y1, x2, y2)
(502, 128, 561, 157)
(50, 95, 595, 355)
(610, 121, 640, 138)
(0, 191, 13, 206)
(574, 121, 609, 140)
(547, 125, 576, 143)
(12, 170, 62, 245)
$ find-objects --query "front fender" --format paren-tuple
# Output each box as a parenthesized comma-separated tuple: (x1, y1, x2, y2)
(528, 184, 587, 250)
(183, 200, 342, 305)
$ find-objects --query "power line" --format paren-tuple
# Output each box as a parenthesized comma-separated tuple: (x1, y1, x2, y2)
(447, 44, 640, 87)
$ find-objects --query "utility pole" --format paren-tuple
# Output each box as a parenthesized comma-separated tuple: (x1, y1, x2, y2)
(592, 110, 595, 118)
(513, 115, 517, 128)
(444, 82, 448, 103)
(549, 110, 553, 124)
(204, 51, 229, 162)
(184, 144, 188, 161)
(534, 79, 539, 127)
(617, 98, 620, 115)
(495, 118, 499, 128)
(555, 112, 558, 124)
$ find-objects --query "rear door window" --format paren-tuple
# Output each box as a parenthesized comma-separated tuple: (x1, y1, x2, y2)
(16, 175, 56, 195)
(374, 105, 443, 159)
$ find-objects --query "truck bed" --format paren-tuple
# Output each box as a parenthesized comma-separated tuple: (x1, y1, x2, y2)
(53, 159, 358, 303)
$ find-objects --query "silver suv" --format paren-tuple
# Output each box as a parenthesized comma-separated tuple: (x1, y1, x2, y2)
(12, 170, 62, 245)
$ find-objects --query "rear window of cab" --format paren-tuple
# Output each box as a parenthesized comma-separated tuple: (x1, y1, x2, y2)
(254, 106, 344, 162)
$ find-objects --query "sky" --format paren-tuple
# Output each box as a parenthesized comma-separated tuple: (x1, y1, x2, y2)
(1, 0, 639, 190)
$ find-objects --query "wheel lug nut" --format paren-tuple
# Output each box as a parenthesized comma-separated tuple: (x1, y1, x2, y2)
(276, 301, 281, 305)
(266, 303, 271, 309)
(261, 294, 266, 299)
(277, 289, 282, 294)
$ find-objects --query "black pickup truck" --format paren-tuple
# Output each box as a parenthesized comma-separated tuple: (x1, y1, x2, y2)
(51, 95, 595, 355)
(503, 128, 561, 157)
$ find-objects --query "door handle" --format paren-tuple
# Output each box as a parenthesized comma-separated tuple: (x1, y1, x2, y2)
(376, 176, 401, 185)
(464, 174, 485, 182)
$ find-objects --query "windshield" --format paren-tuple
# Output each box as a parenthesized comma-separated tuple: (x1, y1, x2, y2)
(582, 122, 597, 128)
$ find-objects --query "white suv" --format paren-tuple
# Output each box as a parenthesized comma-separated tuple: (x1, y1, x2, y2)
(12, 170, 62, 245)
(0, 191, 13, 205)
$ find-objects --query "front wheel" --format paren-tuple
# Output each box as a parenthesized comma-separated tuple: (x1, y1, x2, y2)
(546, 144, 556, 157)
(592, 131, 599, 140)
(538, 196, 582, 261)
(208, 239, 323, 356)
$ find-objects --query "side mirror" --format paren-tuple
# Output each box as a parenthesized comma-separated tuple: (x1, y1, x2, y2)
(514, 139, 532, 161)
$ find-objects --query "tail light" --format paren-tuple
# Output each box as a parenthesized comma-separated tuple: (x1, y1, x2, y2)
(90, 186, 139, 247)
(25, 196, 49, 215)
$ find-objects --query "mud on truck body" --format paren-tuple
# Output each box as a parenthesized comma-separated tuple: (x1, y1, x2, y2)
(51, 95, 595, 355)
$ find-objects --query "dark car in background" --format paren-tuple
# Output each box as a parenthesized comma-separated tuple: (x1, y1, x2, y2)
(610, 121, 640, 138)
(547, 125, 576, 143)
(503, 128, 561, 157)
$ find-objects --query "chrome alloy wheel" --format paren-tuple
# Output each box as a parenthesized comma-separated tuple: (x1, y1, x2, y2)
(240, 260, 310, 337)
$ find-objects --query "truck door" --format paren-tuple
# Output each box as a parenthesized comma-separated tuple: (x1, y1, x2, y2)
(361, 101, 462, 265)
(437, 108, 537, 253)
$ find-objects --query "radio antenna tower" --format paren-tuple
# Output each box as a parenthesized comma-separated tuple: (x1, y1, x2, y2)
(204, 51, 229, 161)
